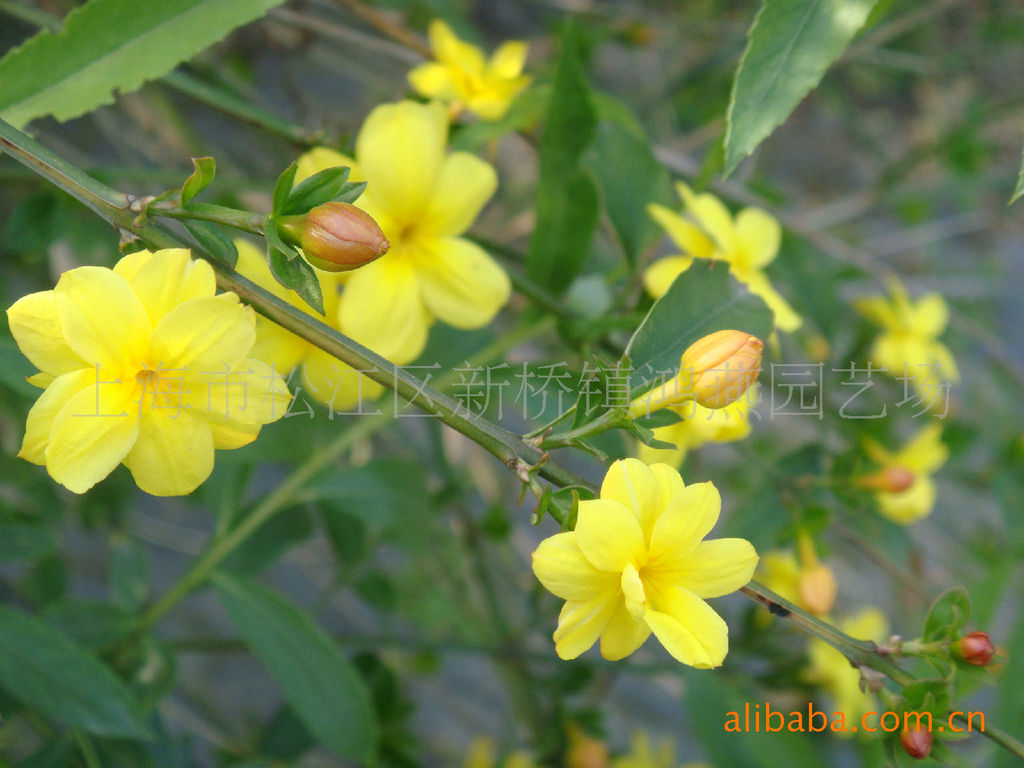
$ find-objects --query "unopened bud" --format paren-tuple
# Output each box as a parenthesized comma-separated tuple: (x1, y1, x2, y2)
(566, 735, 608, 768)
(798, 564, 837, 616)
(856, 465, 915, 493)
(680, 330, 764, 409)
(278, 202, 389, 272)
(900, 726, 933, 759)
(954, 631, 995, 666)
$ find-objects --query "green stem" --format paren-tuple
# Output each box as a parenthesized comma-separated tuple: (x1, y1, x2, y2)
(541, 407, 623, 449)
(148, 201, 265, 234)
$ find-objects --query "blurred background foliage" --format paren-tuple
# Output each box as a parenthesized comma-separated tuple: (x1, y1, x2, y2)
(1, 0, 1023, 766)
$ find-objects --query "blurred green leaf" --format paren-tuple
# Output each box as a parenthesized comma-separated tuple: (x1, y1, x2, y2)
(319, 504, 369, 565)
(19, 552, 68, 606)
(624, 261, 774, 389)
(180, 156, 215, 206)
(0, 519, 55, 561)
(923, 587, 971, 642)
(213, 573, 377, 764)
(0, 338, 39, 398)
(222, 505, 314, 576)
(301, 459, 428, 527)
(41, 599, 134, 652)
(526, 21, 599, 295)
(724, 0, 879, 174)
(0, 605, 150, 739)
(0, 0, 289, 128)
(110, 536, 149, 613)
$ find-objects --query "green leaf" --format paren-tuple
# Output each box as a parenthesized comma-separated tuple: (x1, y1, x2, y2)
(0, 338, 40, 398)
(183, 220, 238, 268)
(0, 605, 150, 739)
(41, 600, 135, 652)
(301, 459, 429, 528)
(1011, 130, 1024, 205)
(109, 536, 149, 612)
(0, 519, 55, 562)
(923, 587, 971, 643)
(526, 21, 599, 294)
(222, 506, 314, 576)
(267, 243, 324, 315)
(213, 574, 377, 764)
(272, 162, 298, 216)
(724, 0, 879, 174)
(586, 117, 671, 265)
(180, 156, 215, 206)
(624, 261, 774, 390)
(0, 0, 288, 128)
(281, 166, 351, 216)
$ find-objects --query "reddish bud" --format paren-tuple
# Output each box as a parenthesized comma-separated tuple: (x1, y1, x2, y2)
(856, 465, 916, 493)
(954, 631, 995, 666)
(900, 726, 933, 759)
(279, 202, 389, 272)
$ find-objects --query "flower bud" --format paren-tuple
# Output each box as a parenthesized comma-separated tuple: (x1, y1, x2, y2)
(900, 726, 933, 759)
(278, 202, 389, 272)
(798, 563, 837, 616)
(954, 631, 995, 666)
(566, 732, 608, 768)
(855, 465, 916, 493)
(680, 330, 764, 409)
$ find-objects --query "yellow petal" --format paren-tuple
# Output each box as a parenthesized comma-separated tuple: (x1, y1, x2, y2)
(27, 372, 54, 388)
(643, 586, 728, 668)
(647, 203, 714, 259)
(648, 461, 686, 506)
(599, 600, 651, 660)
(894, 423, 947, 473)
(910, 293, 948, 337)
(408, 62, 459, 100)
(414, 237, 510, 330)
(418, 153, 497, 238)
(6, 290, 87, 377)
(532, 531, 618, 602)
(150, 297, 255, 372)
(660, 538, 758, 598)
(295, 147, 359, 185)
(641, 255, 694, 299)
(841, 607, 888, 642)
(757, 551, 801, 606)
(54, 266, 151, 373)
(621, 562, 647, 618)
(355, 100, 448, 224)
(876, 475, 935, 524)
(18, 368, 96, 464)
(853, 296, 900, 331)
(574, 498, 646, 573)
(637, 431, 687, 471)
(300, 345, 381, 411)
(740, 269, 802, 332)
(123, 408, 214, 496)
(184, 357, 291, 427)
(675, 182, 734, 253)
(489, 40, 528, 78)
(113, 249, 216, 325)
(734, 208, 781, 270)
(45, 379, 140, 494)
(338, 254, 430, 362)
(647, 481, 720, 566)
(599, 458, 664, 541)
(553, 590, 620, 660)
(429, 19, 485, 74)
(208, 419, 261, 450)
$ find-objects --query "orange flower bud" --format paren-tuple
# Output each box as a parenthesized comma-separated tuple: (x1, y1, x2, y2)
(855, 465, 915, 493)
(954, 631, 995, 666)
(900, 726, 933, 759)
(680, 330, 764, 409)
(279, 202, 389, 272)
(798, 563, 837, 616)
(566, 733, 609, 768)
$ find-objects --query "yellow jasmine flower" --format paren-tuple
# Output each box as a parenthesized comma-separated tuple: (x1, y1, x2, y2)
(805, 608, 888, 730)
(757, 534, 836, 617)
(644, 183, 801, 332)
(463, 736, 538, 768)
(860, 423, 948, 525)
(7, 249, 291, 496)
(235, 239, 380, 411)
(408, 19, 530, 121)
(296, 101, 511, 363)
(853, 279, 958, 402)
(531, 458, 758, 668)
(637, 387, 756, 469)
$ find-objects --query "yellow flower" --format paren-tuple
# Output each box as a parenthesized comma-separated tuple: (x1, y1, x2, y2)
(860, 423, 948, 525)
(531, 459, 758, 668)
(409, 19, 530, 121)
(644, 183, 801, 332)
(296, 101, 511, 363)
(637, 387, 756, 469)
(7, 249, 290, 496)
(235, 239, 380, 411)
(805, 608, 888, 730)
(853, 279, 958, 402)
(757, 534, 836, 617)
(463, 737, 538, 768)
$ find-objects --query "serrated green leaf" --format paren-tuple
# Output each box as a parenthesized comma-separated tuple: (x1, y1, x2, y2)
(180, 156, 215, 206)
(624, 261, 774, 390)
(281, 166, 351, 216)
(526, 21, 599, 294)
(272, 162, 298, 216)
(923, 587, 971, 643)
(267, 244, 324, 315)
(724, 0, 879, 174)
(213, 574, 377, 764)
(0, 0, 288, 128)
(183, 219, 238, 268)
(0, 605, 150, 739)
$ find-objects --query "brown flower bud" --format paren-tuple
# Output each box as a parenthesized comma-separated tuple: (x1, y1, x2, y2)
(798, 563, 837, 616)
(855, 465, 916, 493)
(680, 330, 764, 409)
(954, 631, 995, 666)
(900, 726, 933, 759)
(566, 735, 609, 768)
(279, 202, 389, 272)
